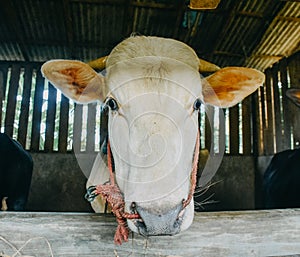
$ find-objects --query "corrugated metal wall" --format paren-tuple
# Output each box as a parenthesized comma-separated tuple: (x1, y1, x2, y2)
(0, 0, 299, 71)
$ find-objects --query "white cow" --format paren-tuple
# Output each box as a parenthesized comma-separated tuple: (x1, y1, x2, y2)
(42, 36, 264, 244)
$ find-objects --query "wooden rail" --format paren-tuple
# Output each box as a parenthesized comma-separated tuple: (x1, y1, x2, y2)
(254, 52, 300, 155)
(0, 209, 299, 256)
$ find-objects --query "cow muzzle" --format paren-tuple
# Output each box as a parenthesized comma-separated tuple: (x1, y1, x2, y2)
(130, 202, 185, 236)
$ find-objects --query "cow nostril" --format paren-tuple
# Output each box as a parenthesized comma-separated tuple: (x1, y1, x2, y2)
(132, 203, 183, 236)
(131, 202, 137, 210)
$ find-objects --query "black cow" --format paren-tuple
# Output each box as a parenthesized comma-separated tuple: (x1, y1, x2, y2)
(0, 133, 33, 211)
(263, 148, 300, 208)
(263, 88, 300, 209)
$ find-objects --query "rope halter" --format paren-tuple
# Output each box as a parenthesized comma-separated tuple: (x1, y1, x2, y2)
(86, 131, 200, 245)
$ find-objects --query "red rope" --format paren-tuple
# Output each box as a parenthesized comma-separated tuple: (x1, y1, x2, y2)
(95, 130, 200, 245)
(95, 141, 139, 245)
(182, 130, 200, 209)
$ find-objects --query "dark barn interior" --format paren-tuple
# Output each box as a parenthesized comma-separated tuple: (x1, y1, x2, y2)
(0, 0, 300, 212)
(1, 0, 300, 255)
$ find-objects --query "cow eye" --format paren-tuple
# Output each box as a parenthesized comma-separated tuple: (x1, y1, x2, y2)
(105, 97, 119, 111)
(193, 98, 202, 111)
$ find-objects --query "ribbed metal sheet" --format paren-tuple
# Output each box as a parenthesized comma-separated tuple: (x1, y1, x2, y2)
(245, 2, 300, 70)
(0, 0, 299, 71)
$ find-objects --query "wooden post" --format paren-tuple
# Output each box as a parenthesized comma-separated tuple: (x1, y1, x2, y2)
(17, 65, 33, 148)
(205, 105, 214, 152)
(218, 108, 226, 154)
(31, 67, 45, 151)
(44, 83, 57, 152)
(251, 90, 263, 156)
(86, 103, 97, 153)
(58, 95, 69, 153)
(4, 64, 20, 137)
(272, 64, 284, 152)
(264, 69, 275, 155)
(0, 67, 8, 130)
(73, 104, 83, 153)
(279, 58, 292, 150)
(229, 105, 239, 155)
(242, 97, 252, 155)
(287, 52, 300, 148)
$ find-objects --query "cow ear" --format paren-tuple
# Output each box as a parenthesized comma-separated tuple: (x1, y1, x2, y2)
(202, 67, 265, 108)
(41, 60, 106, 103)
(286, 88, 300, 107)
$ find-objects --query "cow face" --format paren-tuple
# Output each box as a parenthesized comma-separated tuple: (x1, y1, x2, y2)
(42, 36, 264, 237)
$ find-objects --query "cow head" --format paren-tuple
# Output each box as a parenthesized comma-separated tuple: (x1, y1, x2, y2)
(42, 36, 264, 238)
(287, 88, 300, 107)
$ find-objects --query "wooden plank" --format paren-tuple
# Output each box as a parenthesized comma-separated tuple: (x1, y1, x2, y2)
(44, 83, 57, 152)
(229, 105, 239, 155)
(123, 0, 135, 37)
(99, 106, 108, 149)
(62, 0, 75, 58)
(288, 52, 300, 148)
(58, 95, 69, 153)
(73, 104, 83, 153)
(0, 210, 299, 256)
(172, 1, 186, 38)
(279, 58, 292, 149)
(86, 103, 97, 152)
(4, 64, 21, 137)
(242, 97, 252, 155)
(263, 69, 275, 155)
(251, 90, 263, 156)
(272, 64, 284, 153)
(0, 67, 8, 129)
(30, 68, 45, 151)
(17, 65, 33, 147)
(218, 108, 226, 154)
(204, 105, 214, 151)
(0, 1, 29, 61)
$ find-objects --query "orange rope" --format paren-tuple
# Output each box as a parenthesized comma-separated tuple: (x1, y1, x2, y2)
(95, 141, 139, 245)
(95, 130, 200, 245)
(106, 140, 115, 185)
(182, 130, 200, 209)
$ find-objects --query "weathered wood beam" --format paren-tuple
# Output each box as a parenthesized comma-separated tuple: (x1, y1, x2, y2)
(213, 51, 284, 60)
(130, 0, 177, 9)
(0, 1, 29, 61)
(208, 2, 240, 59)
(70, 0, 127, 4)
(276, 15, 300, 22)
(173, 1, 187, 39)
(237, 11, 264, 19)
(184, 12, 203, 44)
(0, 210, 299, 255)
(122, 0, 135, 37)
(62, 0, 75, 58)
(189, 0, 221, 10)
(213, 51, 245, 58)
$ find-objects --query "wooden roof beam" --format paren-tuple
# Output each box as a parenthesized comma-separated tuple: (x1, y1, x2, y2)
(0, 1, 30, 61)
(122, 0, 135, 37)
(69, 0, 127, 4)
(130, 1, 177, 9)
(62, 0, 75, 58)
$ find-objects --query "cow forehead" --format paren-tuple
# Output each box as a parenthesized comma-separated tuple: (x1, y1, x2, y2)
(105, 56, 202, 106)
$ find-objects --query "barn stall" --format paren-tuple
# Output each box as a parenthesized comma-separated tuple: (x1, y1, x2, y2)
(0, 0, 300, 256)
